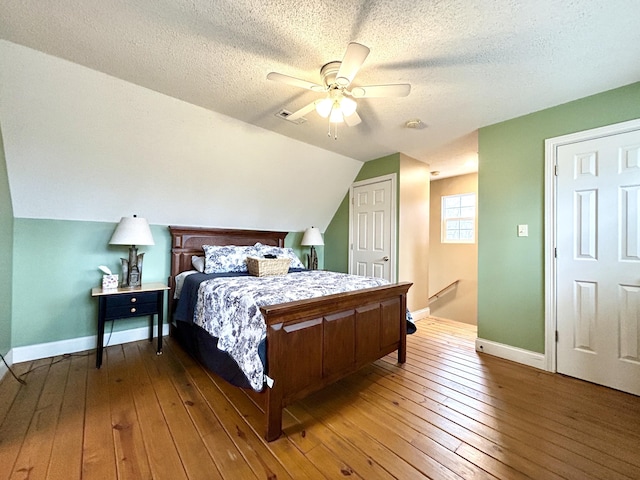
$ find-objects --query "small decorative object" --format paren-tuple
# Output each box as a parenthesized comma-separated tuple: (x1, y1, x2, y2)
(99, 265, 118, 290)
(301, 226, 324, 270)
(109, 215, 155, 288)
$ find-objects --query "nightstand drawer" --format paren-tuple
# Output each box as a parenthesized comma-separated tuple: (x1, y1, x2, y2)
(103, 291, 159, 320)
(104, 291, 157, 308)
(105, 301, 158, 319)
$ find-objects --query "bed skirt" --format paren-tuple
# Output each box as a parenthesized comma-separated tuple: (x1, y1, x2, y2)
(171, 320, 265, 390)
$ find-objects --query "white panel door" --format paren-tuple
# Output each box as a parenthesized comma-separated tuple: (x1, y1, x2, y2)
(556, 128, 640, 396)
(349, 176, 395, 281)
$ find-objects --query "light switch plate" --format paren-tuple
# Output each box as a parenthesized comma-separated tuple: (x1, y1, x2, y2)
(517, 224, 528, 237)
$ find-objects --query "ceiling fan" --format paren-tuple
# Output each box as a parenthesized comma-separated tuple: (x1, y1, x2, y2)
(267, 42, 411, 137)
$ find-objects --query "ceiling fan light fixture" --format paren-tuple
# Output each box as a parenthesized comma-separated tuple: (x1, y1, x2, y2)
(268, 42, 411, 138)
(329, 105, 344, 123)
(315, 97, 333, 118)
(339, 96, 357, 116)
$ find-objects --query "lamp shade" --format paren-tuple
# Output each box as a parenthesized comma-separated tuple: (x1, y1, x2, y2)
(301, 226, 324, 246)
(329, 106, 344, 123)
(315, 97, 333, 118)
(109, 216, 155, 246)
(340, 96, 357, 116)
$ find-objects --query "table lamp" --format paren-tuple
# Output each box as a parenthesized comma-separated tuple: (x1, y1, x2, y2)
(109, 215, 155, 288)
(301, 226, 324, 270)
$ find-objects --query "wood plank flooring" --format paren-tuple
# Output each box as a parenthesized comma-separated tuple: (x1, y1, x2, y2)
(1, 317, 639, 479)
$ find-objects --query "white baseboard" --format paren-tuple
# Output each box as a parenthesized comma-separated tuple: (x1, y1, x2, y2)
(411, 307, 430, 321)
(0, 349, 13, 382)
(475, 337, 546, 370)
(12, 325, 170, 364)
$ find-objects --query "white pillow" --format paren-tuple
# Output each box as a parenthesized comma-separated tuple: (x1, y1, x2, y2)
(191, 255, 205, 273)
(174, 270, 197, 299)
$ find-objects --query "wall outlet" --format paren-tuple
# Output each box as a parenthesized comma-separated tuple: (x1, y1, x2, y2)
(517, 224, 528, 237)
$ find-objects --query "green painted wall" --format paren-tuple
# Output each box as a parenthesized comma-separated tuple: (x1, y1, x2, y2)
(0, 126, 12, 357)
(11, 219, 171, 347)
(324, 194, 350, 272)
(10, 218, 307, 348)
(355, 153, 400, 182)
(478, 81, 640, 353)
(324, 153, 400, 273)
(285, 230, 323, 270)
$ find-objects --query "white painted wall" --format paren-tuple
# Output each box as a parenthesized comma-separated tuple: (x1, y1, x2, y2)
(0, 41, 362, 231)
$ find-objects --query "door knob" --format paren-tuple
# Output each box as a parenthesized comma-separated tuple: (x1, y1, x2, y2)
(383, 256, 389, 262)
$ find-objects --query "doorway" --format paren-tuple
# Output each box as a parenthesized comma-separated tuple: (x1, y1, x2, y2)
(348, 174, 396, 282)
(428, 173, 478, 325)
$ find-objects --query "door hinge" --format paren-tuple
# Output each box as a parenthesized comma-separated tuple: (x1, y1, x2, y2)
(554, 247, 557, 258)
(555, 330, 558, 342)
(554, 164, 558, 176)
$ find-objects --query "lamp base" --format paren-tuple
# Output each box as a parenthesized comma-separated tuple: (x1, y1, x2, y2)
(120, 246, 145, 288)
(307, 245, 318, 270)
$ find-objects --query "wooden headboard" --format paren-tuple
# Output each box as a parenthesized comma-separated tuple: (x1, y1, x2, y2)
(168, 226, 288, 301)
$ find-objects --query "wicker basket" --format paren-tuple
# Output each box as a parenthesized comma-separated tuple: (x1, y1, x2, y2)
(246, 256, 291, 277)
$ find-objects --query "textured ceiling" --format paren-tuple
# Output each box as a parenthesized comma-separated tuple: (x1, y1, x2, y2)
(1, 0, 639, 178)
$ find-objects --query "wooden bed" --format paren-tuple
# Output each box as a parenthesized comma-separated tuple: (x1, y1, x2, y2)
(168, 226, 412, 441)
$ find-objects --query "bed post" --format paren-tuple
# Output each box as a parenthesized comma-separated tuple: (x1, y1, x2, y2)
(398, 291, 408, 364)
(264, 383, 284, 442)
(263, 321, 286, 441)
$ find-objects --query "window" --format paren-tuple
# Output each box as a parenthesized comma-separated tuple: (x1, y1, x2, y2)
(442, 193, 476, 243)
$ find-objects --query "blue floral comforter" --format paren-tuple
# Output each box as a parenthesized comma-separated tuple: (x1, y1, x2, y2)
(178, 270, 414, 391)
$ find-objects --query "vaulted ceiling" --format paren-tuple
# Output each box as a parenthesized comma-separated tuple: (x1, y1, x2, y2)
(1, 0, 639, 178)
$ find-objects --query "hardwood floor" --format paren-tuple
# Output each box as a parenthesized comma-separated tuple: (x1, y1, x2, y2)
(1, 317, 639, 479)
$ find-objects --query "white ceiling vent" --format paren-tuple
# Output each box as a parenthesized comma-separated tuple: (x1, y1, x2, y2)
(275, 109, 307, 125)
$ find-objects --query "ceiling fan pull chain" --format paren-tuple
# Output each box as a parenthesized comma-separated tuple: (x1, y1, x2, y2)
(327, 118, 338, 140)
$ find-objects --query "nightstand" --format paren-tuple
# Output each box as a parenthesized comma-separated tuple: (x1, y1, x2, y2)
(91, 282, 169, 368)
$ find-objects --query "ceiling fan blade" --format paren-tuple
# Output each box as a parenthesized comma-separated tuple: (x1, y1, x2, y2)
(335, 42, 370, 87)
(344, 111, 362, 127)
(267, 72, 324, 92)
(286, 101, 317, 121)
(350, 83, 411, 98)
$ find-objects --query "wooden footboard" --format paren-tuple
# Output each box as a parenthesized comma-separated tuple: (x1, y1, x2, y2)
(259, 281, 411, 441)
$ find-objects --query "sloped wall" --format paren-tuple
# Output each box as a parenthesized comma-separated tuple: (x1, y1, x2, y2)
(0, 40, 363, 350)
(0, 40, 361, 232)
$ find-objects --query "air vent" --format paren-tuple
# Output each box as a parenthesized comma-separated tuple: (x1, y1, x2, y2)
(275, 109, 307, 125)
